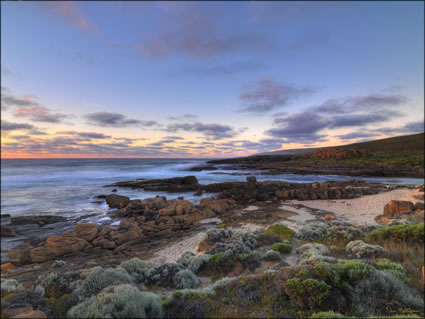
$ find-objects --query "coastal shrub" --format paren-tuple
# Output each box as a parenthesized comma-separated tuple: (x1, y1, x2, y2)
(312, 262, 340, 286)
(174, 269, 201, 289)
(68, 284, 163, 318)
(351, 270, 424, 317)
(295, 268, 311, 279)
(147, 263, 185, 288)
(212, 277, 237, 290)
(208, 252, 235, 273)
(368, 224, 424, 244)
(263, 250, 281, 261)
(37, 271, 81, 299)
(345, 240, 385, 258)
(239, 250, 263, 272)
(120, 258, 153, 282)
(375, 258, 409, 283)
(72, 266, 133, 300)
(52, 260, 66, 268)
(164, 289, 212, 318)
(188, 254, 210, 274)
(335, 260, 374, 282)
(295, 243, 337, 265)
(310, 311, 346, 318)
(1, 278, 24, 296)
(284, 278, 330, 309)
(272, 242, 292, 253)
(177, 251, 196, 268)
(265, 224, 295, 241)
(256, 232, 282, 247)
(295, 223, 328, 241)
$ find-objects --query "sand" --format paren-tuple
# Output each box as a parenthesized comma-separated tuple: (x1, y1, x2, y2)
(288, 188, 422, 225)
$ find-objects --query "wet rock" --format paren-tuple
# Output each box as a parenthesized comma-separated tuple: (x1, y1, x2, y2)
(193, 190, 203, 196)
(112, 189, 117, 192)
(10, 215, 66, 226)
(1, 225, 16, 237)
(383, 200, 415, 218)
(246, 176, 257, 183)
(105, 194, 130, 209)
(1, 214, 11, 218)
(189, 165, 217, 171)
(106, 176, 199, 192)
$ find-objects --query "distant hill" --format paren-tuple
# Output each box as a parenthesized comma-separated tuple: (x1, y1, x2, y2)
(258, 132, 424, 157)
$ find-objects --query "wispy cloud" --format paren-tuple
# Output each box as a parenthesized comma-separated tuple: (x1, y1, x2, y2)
(164, 121, 242, 140)
(1, 120, 35, 131)
(56, 131, 111, 139)
(176, 61, 266, 76)
(239, 78, 315, 113)
(83, 112, 160, 128)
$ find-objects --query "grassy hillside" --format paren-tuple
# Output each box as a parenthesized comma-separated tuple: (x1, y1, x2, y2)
(260, 133, 424, 157)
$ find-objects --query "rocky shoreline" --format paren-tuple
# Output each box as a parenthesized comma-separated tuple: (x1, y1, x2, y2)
(1, 176, 424, 319)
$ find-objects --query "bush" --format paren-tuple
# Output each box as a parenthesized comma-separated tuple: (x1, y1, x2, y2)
(72, 266, 133, 300)
(375, 258, 409, 283)
(120, 258, 153, 283)
(265, 224, 295, 241)
(212, 277, 238, 290)
(263, 250, 281, 261)
(174, 269, 201, 289)
(164, 289, 212, 318)
(368, 224, 424, 244)
(147, 263, 185, 288)
(345, 240, 385, 258)
(284, 278, 330, 309)
(351, 270, 424, 317)
(336, 260, 374, 282)
(188, 254, 210, 274)
(311, 311, 346, 318)
(208, 252, 235, 273)
(1, 278, 24, 296)
(177, 252, 196, 268)
(68, 284, 163, 318)
(272, 242, 292, 253)
(295, 243, 337, 265)
(256, 232, 282, 247)
(312, 262, 340, 286)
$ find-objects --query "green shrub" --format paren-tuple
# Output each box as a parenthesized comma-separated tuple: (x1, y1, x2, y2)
(284, 278, 330, 309)
(312, 262, 340, 286)
(256, 232, 282, 247)
(208, 252, 235, 273)
(263, 250, 281, 261)
(295, 268, 311, 279)
(174, 269, 201, 289)
(212, 277, 238, 290)
(72, 266, 133, 300)
(272, 242, 292, 253)
(311, 311, 346, 318)
(375, 258, 409, 283)
(68, 284, 163, 318)
(336, 260, 374, 282)
(351, 270, 424, 317)
(265, 224, 295, 241)
(120, 258, 153, 283)
(368, 224, 424, 244)
(177, 252, 196, 268)
(164, 289, 212, 318)
(188, 254, 210, 274)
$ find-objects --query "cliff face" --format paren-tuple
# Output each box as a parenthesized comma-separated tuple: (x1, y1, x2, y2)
(308, 148, 367, 160)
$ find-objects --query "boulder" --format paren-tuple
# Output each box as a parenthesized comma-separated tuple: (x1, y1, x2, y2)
(414, 202, 424, 212)
(45, 235, 88, 257)
(8, 243, 33, 264)
(105, 194, 130, 209)
(1, 225, 16, 237)
(98, 225, 119, 237)
(276, 190, 289, 199)
(12, 310, 47, 319)
(383, 200, 415, 218)
(199, 198, 236, 215)
(325, 214, 336, 221)
(1, 263, 14, 272)
(74, 223, 99, 242)
(175, 200, 193, 215)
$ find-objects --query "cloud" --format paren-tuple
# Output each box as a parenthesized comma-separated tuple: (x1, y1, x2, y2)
(1, 87, 39, 111)
(33, 1, 99, 33)
(163, 136, 184, 140)
(138, 7, 267, 58)
(167, 113, 199, 121)
(312, 94, 408, 114)
(13, 105, 74, 123)
(375, 121, 424, 135)
(239, 78, 314, 113)
(329, 110, 403, 128)
(56, 131, 111, 139)
(266, 112, 329, 143)
(337, 131, 381, 140)
(1, 120, 34, 131)
(177, 61, 265, 76)
(83, 112, 160, 128)
(164, 121, 240, 140)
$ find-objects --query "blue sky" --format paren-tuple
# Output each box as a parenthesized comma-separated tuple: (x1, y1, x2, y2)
(1, 1, 424, 158)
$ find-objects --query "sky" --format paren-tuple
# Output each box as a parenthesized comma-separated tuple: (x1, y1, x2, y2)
(1, 1, 424, 158)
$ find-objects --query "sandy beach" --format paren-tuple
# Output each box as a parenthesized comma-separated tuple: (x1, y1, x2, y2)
(288, 188, 422, 225)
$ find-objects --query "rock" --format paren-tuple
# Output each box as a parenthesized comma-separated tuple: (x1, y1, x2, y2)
(199, 198, 236, 215)
(8, 243, 33, 264)
(345, 240, 385, 258)
(112, 189, 117, 192)
(414, 202, 424, 212)
(246, 176, 257, 183)
(1, 225, 16, 237)
(181, 176, 199, 185)
(98, 225, 119, 237)
(107, 176, 199, 192)
(325, 214, 336, 221)
(10, 215, 66, 226)
(374, 215, 393, 225)
(1, 263, 15, 272)
(276, 190, 289, 199)
(189, 165, 217, 171)
(94, 195, 107, 199)
(175, 200, 194, 215)
(74, 223, 99, 242)
(383, 200, 415, 218)
(12, 310, 47, 319)
(193, 190, 203, 196)
(1, 214, 11, 218)
(44, 235, 88, 257)
(105, 194, 130, 209)
(5, 306, 34, 318)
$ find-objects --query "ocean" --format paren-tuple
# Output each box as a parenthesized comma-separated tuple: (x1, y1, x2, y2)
(1, 158, 423, 224)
